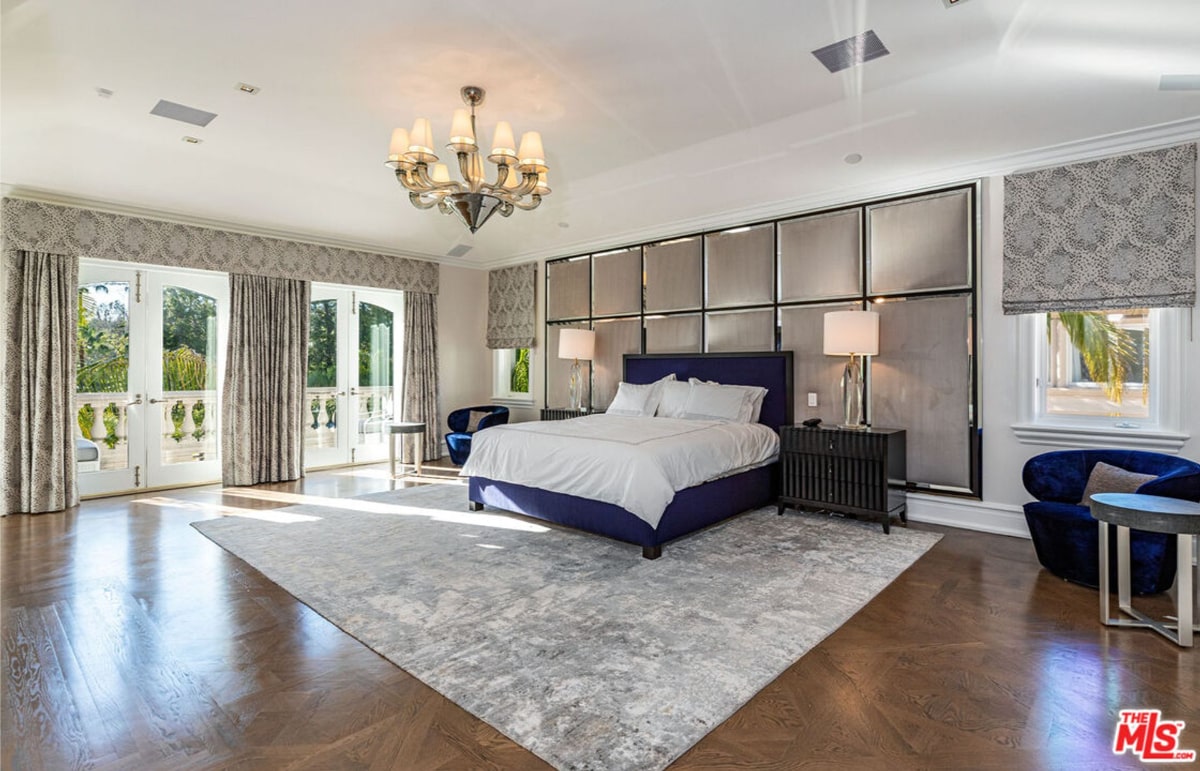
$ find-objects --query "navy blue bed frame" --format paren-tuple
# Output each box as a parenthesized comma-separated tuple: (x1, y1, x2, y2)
(467, 351, 794, 559)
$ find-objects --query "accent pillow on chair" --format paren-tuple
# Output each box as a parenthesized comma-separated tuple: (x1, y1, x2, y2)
(465, 410, 491, 433)
(1022, 450, 1200, 595)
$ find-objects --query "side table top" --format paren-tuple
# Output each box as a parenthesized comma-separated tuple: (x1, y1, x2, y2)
(1089, 492, 1200, 535)
(388, 422, 426, 434)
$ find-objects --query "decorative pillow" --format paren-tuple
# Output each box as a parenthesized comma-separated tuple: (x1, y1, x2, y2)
(656, 380, 692, 418)
(687, 378, 767, 423)
(681, 382, 748, 422)
(466, 410, 491, 433)
(607, 375, 674, 416)
(1079, 462, 1157, 506)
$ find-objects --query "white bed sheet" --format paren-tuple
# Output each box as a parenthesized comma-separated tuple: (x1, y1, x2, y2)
(459, 414, 780, 528)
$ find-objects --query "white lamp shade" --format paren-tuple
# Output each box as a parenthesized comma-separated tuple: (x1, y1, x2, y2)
(448, 108, 475, 148)
(517, 131, 545, 167)
(557, 328, 595, 360)
(408, 118, 435, 155)
(490, 120, 517, 157)
(388, 128, 410, 161)
(823, 310, 879, 356)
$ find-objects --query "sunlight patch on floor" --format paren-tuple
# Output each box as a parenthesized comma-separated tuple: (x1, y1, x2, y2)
(212, 489, 550, 533)
(132, 495, 323, 524)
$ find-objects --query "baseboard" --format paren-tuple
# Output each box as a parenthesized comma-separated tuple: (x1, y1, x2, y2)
(906, 493, 1030, 539)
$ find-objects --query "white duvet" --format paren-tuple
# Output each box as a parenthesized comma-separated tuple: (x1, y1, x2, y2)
(459, 414, 780, 528)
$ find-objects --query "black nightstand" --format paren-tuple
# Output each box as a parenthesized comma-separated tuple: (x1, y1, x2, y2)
(777, 425, 907, 533)
(540, 408, 590, 421)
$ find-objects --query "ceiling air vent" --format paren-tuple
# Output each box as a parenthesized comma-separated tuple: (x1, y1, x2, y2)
(150, 99, 217, 127)
(446, 243, 473, 258)
(1160, 74, 1200, 91)
(812, 30, 889, 74)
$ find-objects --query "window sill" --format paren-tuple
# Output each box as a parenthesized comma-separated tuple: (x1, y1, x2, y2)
(491, 396, 535, 406)
(1011, 422, 1188, 453)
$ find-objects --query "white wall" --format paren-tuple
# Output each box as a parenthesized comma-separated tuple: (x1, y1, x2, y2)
(437, 265, 493, 430)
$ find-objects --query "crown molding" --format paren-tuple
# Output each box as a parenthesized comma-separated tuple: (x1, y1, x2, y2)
(0, 186, 484, 270)
(475, 115, 1200, 270)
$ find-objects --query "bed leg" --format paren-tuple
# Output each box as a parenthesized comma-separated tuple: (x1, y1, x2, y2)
(642, 545, 662, 560)
(468, 501, 483, 511)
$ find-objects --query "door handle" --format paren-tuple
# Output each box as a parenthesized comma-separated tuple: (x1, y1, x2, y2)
(149, 397, 166, 404)
(126, 393, 143, 406)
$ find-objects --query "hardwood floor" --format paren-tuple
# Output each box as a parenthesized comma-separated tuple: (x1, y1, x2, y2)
(3, 464, 1197, 770)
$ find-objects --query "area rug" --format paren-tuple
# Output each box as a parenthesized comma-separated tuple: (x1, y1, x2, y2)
(193, 483, 941, 770)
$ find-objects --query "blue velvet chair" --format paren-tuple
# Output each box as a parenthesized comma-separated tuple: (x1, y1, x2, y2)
(445, 405, 510, 465)
(1022, 450, 1200, 595)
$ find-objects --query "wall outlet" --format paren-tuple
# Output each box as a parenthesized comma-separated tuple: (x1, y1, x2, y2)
(807, 392, 818, 407)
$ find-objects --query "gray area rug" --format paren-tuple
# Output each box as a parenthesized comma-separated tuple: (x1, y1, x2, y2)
(193, 483, 941, 770)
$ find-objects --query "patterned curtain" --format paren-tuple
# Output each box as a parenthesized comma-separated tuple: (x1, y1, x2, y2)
(3, 250, 79, 513)
(402, 292, 442, 460)
(221, 274, 310, 486)
(487, 262, 536, 349)
(1002, 143, 1196, 314)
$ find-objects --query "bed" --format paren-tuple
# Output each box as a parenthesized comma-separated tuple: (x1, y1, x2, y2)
(464, 351, 794, 559)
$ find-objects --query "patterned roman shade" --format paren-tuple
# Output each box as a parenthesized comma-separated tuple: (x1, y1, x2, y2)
(1002, 143, 1196, 314)
(1, 198, 439, 295)
(487, 262, 536, 349)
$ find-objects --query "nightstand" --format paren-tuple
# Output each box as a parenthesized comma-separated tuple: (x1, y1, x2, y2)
(777, 425, 907, 533)
(540, 408, 590, 421)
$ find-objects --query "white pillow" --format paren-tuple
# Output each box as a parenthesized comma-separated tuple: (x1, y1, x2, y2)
(688, 378, 767, 423)
(656, 380, 692, 418)
(681, 382, 748, 422)
(607, 374, 674, 416)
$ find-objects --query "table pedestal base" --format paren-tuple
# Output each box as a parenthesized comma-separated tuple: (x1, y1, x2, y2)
(1099, 525, 1198, 647)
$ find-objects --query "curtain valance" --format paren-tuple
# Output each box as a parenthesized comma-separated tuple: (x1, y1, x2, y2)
(1, 198, 438, 295)
(487, 262, 536, 349)
(1002, 143, 1196, 314)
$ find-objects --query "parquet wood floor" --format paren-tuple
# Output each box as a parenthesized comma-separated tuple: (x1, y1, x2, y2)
(3, 463, 1197, 770)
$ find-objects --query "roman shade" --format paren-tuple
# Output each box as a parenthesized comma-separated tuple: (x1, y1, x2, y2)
(1002, 143, 1196, 314)
(486, 262, 536, 349)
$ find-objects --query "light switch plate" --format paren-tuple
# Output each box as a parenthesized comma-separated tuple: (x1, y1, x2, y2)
(807, 392, 818, 407)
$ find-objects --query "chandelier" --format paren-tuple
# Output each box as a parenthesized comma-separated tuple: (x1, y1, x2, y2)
(385, 85, 550, 233)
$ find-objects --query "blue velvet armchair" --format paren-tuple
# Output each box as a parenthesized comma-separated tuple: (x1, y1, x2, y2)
(1022, 449, 1200, 595)
(445, 405, 510, 465)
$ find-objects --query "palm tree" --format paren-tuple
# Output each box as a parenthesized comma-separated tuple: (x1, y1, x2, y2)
(1050, 312, 1137, 403)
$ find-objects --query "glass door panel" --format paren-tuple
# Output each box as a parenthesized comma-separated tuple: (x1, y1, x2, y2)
(352, 295, 401, 463)
(146, 274, 227, 488)
(305, 292, 350, 468)
(76, 268, 144, 496)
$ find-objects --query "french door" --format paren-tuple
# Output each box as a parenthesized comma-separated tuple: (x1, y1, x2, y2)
(304, 285, 404, 468)
(76, 263, 228, 496)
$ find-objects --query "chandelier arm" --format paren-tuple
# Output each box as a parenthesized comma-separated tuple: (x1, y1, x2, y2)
(513, 195, 542, 211)
(456, 151, 483, 194)
(408, 192, 441, 210)
(499, 201, 515, 217)
(512, 173, 540, 197)
(396, 168, 429, 192)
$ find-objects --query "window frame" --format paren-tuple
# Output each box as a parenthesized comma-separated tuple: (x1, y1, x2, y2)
(1012, 308, 1188, 451)
(492, 347, 534, 404)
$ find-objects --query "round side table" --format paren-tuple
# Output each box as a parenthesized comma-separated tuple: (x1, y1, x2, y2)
(388, 422, 426, 478)
(1090, 492, 1200, 647)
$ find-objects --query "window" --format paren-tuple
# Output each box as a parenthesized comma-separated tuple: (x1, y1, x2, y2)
(493, 348, 533, 402)
(1015, 308, 1186, 450)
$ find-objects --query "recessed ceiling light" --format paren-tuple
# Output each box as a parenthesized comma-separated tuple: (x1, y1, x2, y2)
(812, 30, 889, 74)
(1160, 74, 1200, 91)
(181, 136, 203, 144)
(236, 82, 261, 95)
(844, 153, 863, 165)
(95, 87, 114, 98)
(558, 222, 570, 229)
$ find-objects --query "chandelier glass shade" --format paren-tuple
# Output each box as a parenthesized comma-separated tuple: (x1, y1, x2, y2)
(385, 85, 551, 233)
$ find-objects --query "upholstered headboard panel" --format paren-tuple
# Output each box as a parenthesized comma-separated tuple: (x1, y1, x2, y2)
(623, 352, 794, 431)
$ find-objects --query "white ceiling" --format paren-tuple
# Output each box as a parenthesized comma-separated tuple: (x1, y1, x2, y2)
(3, 0, 1199, 268)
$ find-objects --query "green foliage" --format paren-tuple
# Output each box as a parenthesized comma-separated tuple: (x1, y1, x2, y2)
(1051, 311, 1137, 403)
(162, 347, 209, 391)
(77, 403, 95, 440)
(77, 284, 130, 393)
(510, 348, 530, 393)
(162, 287, 216, 355)
(308, 299, 338, 388)
(101, 403, 120, 449)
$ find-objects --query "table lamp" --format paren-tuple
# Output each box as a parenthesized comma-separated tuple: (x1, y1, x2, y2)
(823, 310, 879, 429)
(557, 328, 595, 411)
